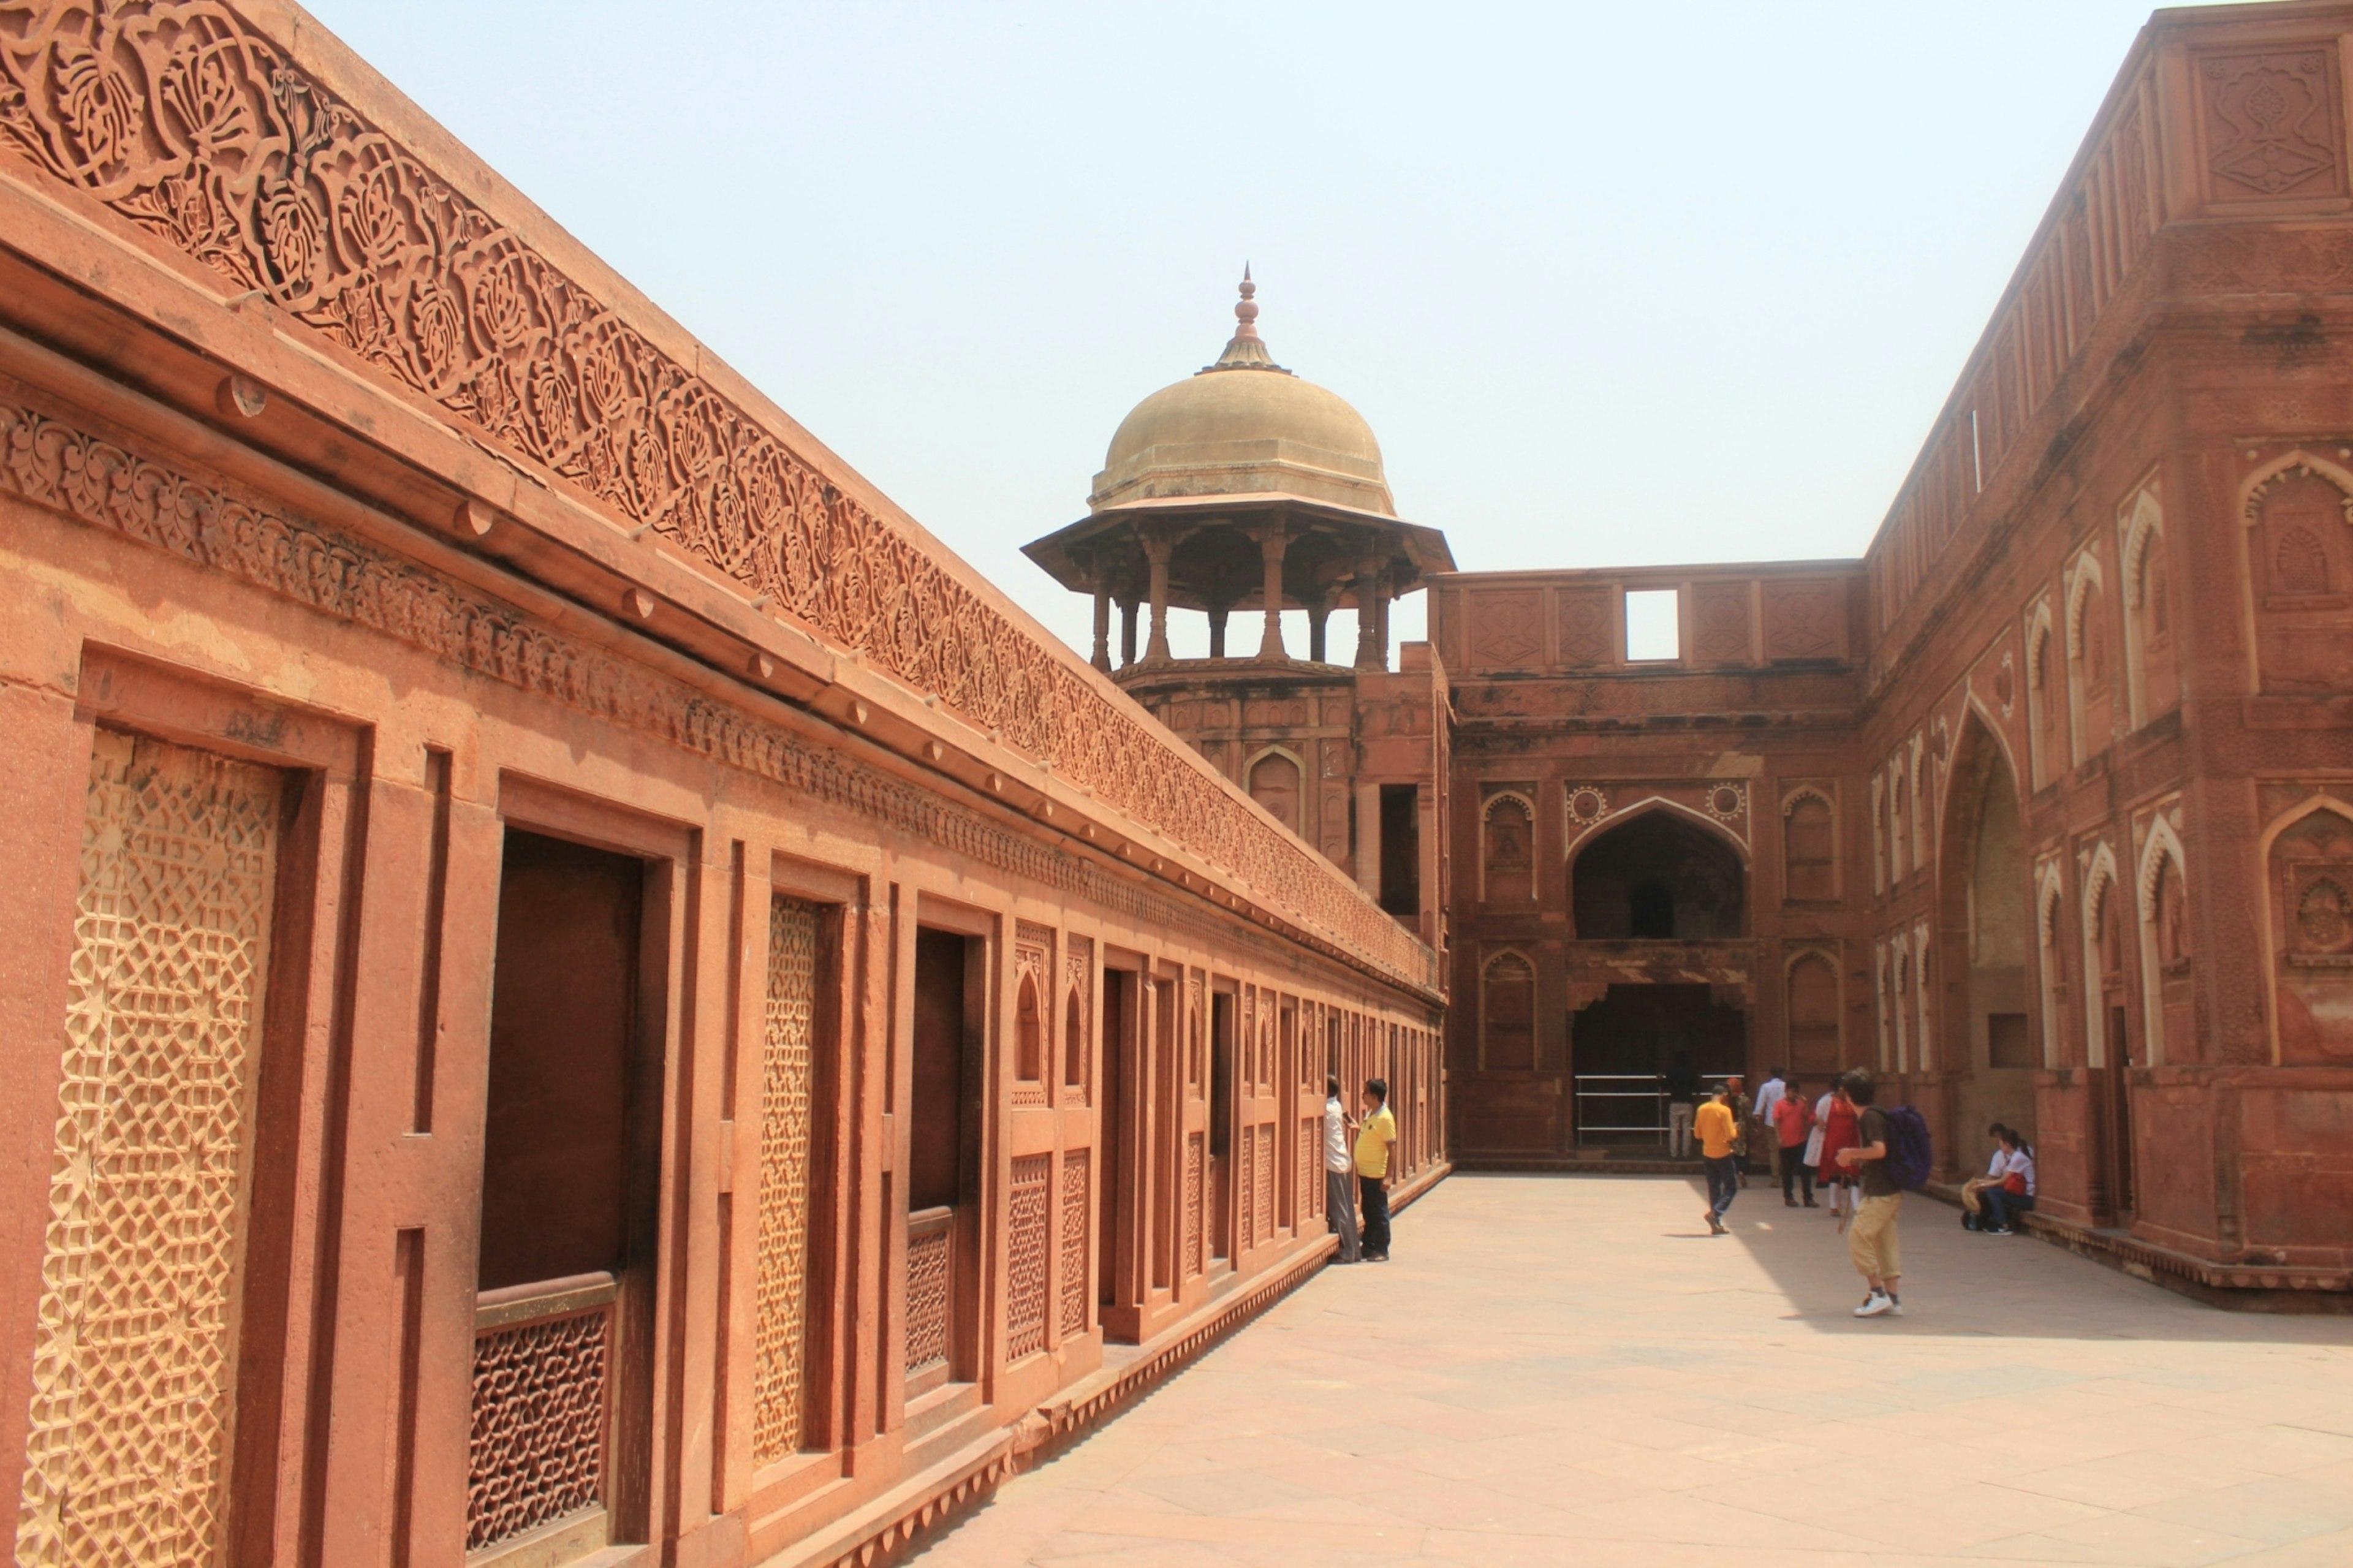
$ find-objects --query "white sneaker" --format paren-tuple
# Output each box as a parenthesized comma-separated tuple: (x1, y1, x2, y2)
(1854, 1291, 1896, 1318)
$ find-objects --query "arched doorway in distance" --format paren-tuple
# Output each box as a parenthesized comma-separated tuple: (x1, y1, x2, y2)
(1567, 807, 1748, 1149)
(1936, 710, 2034, 1178)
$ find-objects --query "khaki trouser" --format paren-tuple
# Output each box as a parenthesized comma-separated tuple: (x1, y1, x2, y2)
(1849, 1193, 1903, 1282)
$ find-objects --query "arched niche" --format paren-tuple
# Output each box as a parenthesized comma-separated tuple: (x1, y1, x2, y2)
(2262, 796, 2353, 1064)
(2066, 555, 2113, 766)
(1482, 791, 1536, 904)
(1784, 949, 1841, 1075)
(2116, 488, 2179, 727)
(2241, 454, 2353, 694)
(1937, 711, 2033, 1142)
(1781, 787, 1836, 903)
(1243, 747, 1303, 835)
(2135, 817, 2192, 1066)
(1015, 971, 1044, 1083)
(1569, 805, 1747, 940)
(2080, 846, 2131, 1068)
(1480, 950, 1537, 1072)
(2024, 600, 2062, 790)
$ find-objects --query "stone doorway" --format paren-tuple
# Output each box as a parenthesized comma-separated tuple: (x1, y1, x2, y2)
(1570, 983, 1745, 1150)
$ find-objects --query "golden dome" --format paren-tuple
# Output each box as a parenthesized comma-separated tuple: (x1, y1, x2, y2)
(1089, 273, 1394, 517)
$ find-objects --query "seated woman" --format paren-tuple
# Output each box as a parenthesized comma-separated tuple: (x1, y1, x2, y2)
(1961, 1123, 2010, 1230)
(1982, 1129, 2036, 1235)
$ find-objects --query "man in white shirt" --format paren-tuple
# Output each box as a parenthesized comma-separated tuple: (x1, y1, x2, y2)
(1323, 1077, 1361, 1263)
(1751, 1068, 1788, 1184)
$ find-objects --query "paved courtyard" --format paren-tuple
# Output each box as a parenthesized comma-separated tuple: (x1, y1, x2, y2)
(911, 1173, 2353, 1567)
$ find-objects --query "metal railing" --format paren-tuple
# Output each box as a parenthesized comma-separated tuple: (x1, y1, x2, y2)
(1571, 1073, 1737, 1148)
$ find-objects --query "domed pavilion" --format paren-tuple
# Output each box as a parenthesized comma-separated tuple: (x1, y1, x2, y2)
(1026, 274, 1453, 928)
(1023, 271, 1453, 670)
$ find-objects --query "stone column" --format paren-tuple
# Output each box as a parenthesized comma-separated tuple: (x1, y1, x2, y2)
(1354, 548, 1388, 670)
(1143, 529, 1175, 664)
(1119, 594, 1139, 668)
(1308, 586, 1333, 664)
(1257, 523, 1290, 661)
(1207, 602, 1229, 660)
(1090, 575, 1113, 672)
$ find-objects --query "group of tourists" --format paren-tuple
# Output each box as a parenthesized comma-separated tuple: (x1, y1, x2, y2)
(1688, 1064, 1911, 1319)
(1323, 1076, 1397, 1264)
(1960, 1123, 2038, 1234)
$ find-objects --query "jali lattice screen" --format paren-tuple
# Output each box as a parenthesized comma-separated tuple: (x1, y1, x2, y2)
(13, 731, 282, 1568)
(752, 897, 819, 1464)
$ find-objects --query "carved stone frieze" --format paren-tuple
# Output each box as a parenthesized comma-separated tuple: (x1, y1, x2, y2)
(0, 393, 1434, 990)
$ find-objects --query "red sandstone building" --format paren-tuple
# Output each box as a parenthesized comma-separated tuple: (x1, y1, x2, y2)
(1, 4, 2351, 1568)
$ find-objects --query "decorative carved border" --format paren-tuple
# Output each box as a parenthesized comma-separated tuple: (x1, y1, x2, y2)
(0, 0, 1427, 988)
(0, 390, 1432, 993)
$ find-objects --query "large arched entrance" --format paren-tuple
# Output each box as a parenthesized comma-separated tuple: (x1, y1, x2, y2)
(1938, 714, 2035, 1165)
(1567, 809, 1750, 1149)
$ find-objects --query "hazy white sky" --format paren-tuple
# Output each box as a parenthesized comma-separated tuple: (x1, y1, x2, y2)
(305, 1, 2245, 662)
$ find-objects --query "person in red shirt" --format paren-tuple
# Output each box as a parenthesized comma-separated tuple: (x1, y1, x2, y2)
(1772, 1080, 1817, 1208)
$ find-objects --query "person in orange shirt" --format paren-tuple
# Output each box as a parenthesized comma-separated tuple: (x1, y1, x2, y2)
(1773, 1081, 1818, 1208)
(1695, 1085, 1740, 1235)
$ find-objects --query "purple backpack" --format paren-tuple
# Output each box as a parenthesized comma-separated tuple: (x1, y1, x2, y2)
(1883, 1105, 1933, 1191)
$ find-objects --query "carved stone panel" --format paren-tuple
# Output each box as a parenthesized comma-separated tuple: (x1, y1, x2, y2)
(1058, 1153, 1089, 1339)
(1558, 588, 1613, 668)
(1762, 580, 1845, 661)
(753, 896, 820, 1464)
(1692, 583, 1752, 665)
(15, 731, 282, 1568)
(1006, 1155, 1050, 1362)
(1468, 589, 1544, 669)
(2197, 47, 2345, 203)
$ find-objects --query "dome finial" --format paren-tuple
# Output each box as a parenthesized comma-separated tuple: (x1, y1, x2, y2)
(1205, 263, 1289, 375)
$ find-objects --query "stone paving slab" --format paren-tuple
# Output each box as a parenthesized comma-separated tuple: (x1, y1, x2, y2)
(907, 1174, 2353, 1566)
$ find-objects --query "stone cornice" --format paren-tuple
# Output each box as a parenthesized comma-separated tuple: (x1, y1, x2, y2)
(0, 0, 1430, 989)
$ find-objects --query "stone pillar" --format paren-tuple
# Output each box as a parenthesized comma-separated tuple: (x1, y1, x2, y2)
(1308, 588, 1332, 664)
(1257, 523, 1290, 661)
(1143, 530, 1175, 664)
(1119, 596, 1139, 668)
(1354, 550, 1388, 671)
(1090, 579, 1113, 672)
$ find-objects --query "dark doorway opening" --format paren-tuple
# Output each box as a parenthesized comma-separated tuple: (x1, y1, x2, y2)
(1209, 991, 1235, 1262)
(478, 828, 663, 1551)
(907, 927, 982, 1395)
(2104, 1006, 2135, 1222)
(1097, 968, 1133, 1319)
(1379, 784, 1420, 917)
(1572, 812, 1745, 939)
(1570, 983, 1744, 1149)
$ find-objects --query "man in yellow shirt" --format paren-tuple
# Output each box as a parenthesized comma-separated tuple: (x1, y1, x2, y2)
(1695, 1084, 1740, 1235)
(1354, 1078, 1398, 1262)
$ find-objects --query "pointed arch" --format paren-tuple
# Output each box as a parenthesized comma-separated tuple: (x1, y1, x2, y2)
(2065, 552, 2111, 767)
(1564, 793, 1753, 870)
(1567, 798, 1749, 940)
(1479, 948, 1538, 1072)
(2235, 447, 2353, 523)
(2254, 792, 2353, 1064)
(2036, 860, 2067, 1068)
(2136, 812, 2189, 1067)
(1480, 789, 1538, 903)
(2079, 841, 2124, 1066)
(2116, 483, 2176, 730)
(1241, 744, 1305, 836)
(1780, 786, 1837, 903)
(2023, 597, 2059, 788)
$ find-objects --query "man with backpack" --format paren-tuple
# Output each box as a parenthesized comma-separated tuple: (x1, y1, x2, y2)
(1834, 1070, 1922, 1318)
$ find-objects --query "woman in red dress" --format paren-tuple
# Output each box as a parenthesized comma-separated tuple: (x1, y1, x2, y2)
(1814, 1075, 1860, 1230)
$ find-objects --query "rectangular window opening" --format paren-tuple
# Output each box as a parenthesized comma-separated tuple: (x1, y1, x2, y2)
(1378, 784, 1420, 917)
(1624, 589, 1680, 662)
